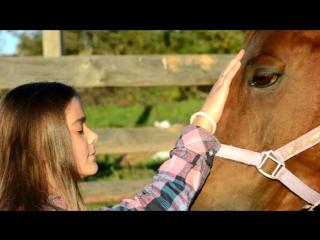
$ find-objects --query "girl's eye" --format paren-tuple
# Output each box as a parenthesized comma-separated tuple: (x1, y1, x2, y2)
(250, 73, 279, 87)
(78, 130, 84, 134)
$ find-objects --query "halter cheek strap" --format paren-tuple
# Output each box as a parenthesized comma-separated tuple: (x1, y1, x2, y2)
(215, 125, 320, 207)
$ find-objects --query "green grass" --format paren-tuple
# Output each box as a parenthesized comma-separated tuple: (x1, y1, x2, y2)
(85, 201, 120, 210)
(83, 98, 205, 128)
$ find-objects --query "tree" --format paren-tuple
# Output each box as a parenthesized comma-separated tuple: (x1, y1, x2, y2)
(4, 30, 246, 56)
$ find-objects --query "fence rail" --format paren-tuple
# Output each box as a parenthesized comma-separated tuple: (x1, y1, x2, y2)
(0, 54, 233, 89)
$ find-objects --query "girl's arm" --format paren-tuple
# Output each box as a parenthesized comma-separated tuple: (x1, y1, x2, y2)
(98, 125, 219, 211)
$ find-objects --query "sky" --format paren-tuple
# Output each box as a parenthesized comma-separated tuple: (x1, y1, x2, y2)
(0, 30, 22, 55)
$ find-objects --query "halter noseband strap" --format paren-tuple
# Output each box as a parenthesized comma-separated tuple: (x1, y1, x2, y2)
(215, 125, 320, 207)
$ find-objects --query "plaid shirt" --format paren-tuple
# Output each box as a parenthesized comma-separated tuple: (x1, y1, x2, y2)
(98, 125, 220, 211)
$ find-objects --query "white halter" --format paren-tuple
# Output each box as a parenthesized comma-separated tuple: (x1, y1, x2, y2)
(215, 125, 320, 207)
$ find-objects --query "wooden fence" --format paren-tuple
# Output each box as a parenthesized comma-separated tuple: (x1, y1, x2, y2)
(0, 31, 234, 203)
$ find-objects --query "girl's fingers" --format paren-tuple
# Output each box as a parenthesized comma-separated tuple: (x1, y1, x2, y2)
(220, 49, 245, 79)
(214, 49, 244, 88)
(222, 61, 241, 87)
(199, 49, 245, 124)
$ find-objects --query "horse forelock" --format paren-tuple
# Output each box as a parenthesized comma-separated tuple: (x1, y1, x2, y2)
(243, 30, 258, 49)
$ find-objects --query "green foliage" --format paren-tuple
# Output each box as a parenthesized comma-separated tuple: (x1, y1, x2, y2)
(0, 89, 9, 99)
(4, 30, 43, 56)
(5, 30, 246, 56)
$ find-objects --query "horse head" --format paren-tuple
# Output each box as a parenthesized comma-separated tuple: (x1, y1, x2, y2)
(190, 30, 320, 210)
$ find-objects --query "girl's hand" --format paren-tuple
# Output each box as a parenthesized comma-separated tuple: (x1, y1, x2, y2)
(191, 49, 245, 133)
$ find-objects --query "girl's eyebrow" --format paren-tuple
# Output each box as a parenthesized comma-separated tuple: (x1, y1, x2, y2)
(71, 116, 86, 125)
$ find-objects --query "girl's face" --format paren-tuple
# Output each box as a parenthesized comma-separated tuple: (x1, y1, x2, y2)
(65, 97, 99, 178)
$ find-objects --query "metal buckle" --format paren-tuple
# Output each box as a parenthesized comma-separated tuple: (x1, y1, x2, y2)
(256, 150, 286, 180)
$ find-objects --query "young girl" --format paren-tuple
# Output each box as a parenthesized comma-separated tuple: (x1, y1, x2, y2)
(0, 50, 244, 211)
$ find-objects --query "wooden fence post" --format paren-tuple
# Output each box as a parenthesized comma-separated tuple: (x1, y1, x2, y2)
(42, 30, 64, 57)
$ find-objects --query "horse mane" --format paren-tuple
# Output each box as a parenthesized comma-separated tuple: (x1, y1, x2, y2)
(243, 30, 258, 49)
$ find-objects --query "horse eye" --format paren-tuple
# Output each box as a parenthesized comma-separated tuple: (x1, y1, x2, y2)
(250, 73, 278, 87)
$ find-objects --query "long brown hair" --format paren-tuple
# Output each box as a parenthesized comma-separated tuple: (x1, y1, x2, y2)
(0, 81, 87, 210)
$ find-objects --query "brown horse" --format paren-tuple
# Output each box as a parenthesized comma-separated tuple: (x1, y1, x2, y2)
(190, 30, 320, 211)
